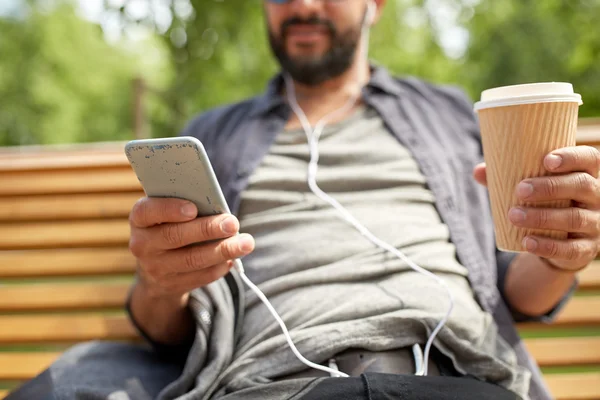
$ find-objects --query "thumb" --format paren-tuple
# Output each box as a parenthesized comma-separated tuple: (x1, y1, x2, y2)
(473, 163, 487, 186)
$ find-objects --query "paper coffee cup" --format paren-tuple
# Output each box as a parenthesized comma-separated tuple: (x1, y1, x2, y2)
(474, 83, 582, 252)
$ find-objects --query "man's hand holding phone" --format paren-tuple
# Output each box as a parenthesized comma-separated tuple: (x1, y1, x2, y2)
(129, 196, 254, 297)
(127, 196, 255, 346)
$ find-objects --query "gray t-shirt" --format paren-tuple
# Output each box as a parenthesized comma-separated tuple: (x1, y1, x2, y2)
(228, 106, 531, 398)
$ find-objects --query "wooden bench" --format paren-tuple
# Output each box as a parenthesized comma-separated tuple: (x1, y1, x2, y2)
(1, 127, 600, 399)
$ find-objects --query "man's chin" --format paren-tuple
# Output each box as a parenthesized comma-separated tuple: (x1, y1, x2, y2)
(285, 48, 330, 63)
(285, 56, 326, 69)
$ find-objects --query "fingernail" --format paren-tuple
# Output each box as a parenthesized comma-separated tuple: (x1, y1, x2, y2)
(238, 234, 255, 253)
(522, 237, 538, 251)
(516, 182, 534, 198)
(181, 203, 197, 218)
(545, 154, 562, 170)
(220, 216, 238, 234)
(508, 207, 526, 223)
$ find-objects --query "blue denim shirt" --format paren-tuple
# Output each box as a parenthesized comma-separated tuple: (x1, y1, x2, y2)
(168, 66, 574, 400)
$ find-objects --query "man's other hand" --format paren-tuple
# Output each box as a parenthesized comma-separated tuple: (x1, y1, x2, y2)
(473, 145, 600, 272)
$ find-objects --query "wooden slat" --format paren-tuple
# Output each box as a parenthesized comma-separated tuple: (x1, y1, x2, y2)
(0, 220, 130, 249)
(0, 192, 142, 221)
(576, 118, 600, 145)
(552, 296, 600, 326)
(0, 248, 135, 277)
(0, 141, 125, 158)
(517, 296, 600, 329)
(0, 168, 141, 196)
(545, 372, 600, 400)
(579, 262, 600, 290)
(0, 152, 130, 172)
(0, 352, 60, 380)
(0, 283, 130, 312)
(0, 315, 137, 344)
(525, 337, 600, 367)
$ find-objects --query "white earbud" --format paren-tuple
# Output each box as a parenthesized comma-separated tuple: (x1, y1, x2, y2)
(364, 1, 377, 27)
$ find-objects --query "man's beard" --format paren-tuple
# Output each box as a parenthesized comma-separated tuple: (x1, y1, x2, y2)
(268, 16, 362, 86)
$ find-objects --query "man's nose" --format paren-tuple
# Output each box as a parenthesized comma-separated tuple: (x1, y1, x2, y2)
(288, 0, 325, 17)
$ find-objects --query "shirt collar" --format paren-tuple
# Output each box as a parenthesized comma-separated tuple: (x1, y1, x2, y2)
(249, 64, 406, 118)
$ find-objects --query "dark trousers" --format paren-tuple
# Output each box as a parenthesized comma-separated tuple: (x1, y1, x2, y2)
(5, 342, 522, 400)
(299, 373, 522, 400)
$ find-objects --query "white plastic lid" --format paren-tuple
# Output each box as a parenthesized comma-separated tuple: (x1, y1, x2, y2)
(474, 82, 582, 112)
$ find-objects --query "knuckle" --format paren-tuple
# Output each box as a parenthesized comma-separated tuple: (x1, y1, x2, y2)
(199, 217, 216, 240)
(128, 236, 146, 258)
(570, 209, 588, 231)
(570, 148, 584, 165)
(543, 178, 560, 198)
(159, 200, 173, 221)
(162, 224, 183, 246)
(577, 174, 596, 194)
(218, 239, 236, 261)
(585, 241, 597, 260)
(573, 241, 591, 261)
(129, 197, 149, 226)
(542, 240, 561, 259)
(582, 145, 600, 171)
(535, 209, 549, 228)
(184, 248, 208, 271)
(566, 243, 580, 261)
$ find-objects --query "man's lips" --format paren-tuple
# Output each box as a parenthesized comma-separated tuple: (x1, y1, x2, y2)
(285, 25, 330, 40)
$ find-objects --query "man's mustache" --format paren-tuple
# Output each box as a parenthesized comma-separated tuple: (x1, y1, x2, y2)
(281, 17, 336, 37)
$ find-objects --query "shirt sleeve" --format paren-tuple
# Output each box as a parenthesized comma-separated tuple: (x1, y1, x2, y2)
(495, 249, 578, 323)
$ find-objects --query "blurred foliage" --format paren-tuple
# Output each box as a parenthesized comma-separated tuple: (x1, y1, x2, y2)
(0, 3, 137, 145)
(462, 0, 600, 116)
(0, 0, 599, 146)
(0, 0, 172, 145)
(146, 0, 278, 137)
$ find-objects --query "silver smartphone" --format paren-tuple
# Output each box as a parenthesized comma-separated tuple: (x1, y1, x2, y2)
(125, 136, 246, 337)
(124, 136, 231, 217)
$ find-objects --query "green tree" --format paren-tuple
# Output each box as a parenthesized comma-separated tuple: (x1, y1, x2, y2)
(147, 0, 278, 135)
(0, 1, 166, 145)
(370, 0, 461, 85)
(462, 0, 600, 116)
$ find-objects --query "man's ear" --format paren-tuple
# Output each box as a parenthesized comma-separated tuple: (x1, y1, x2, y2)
(369, 0, 387, 25)
(365, 1, 377, 26)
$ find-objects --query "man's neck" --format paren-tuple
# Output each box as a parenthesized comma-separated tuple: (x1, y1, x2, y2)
(292, 60, 370, 102)
(284, 59, 371, 129)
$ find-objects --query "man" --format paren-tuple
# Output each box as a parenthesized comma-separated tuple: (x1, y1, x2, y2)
(10, 0, 600, 399)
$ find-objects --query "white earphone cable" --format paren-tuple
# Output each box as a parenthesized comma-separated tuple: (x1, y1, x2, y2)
(281, 2, 454, 376)
(236, 262, 349, 377)
(232, 1, 453, 379)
